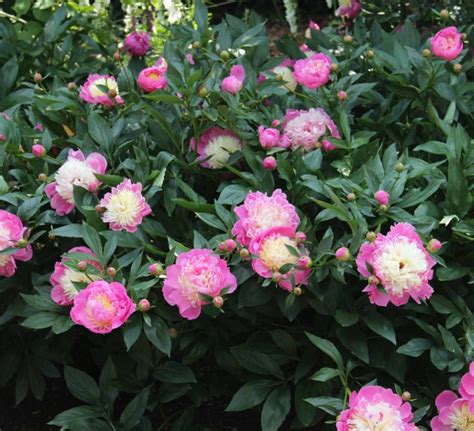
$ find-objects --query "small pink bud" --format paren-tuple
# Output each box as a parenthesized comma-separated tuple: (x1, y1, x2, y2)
(77, 261, 88, 271)
(0, 134, 5, 142)
(218, 243, 226, 252)
(213, 296, 224, 308)
(149, 263, 164, 276)
(32, 144, 46, 158)
(427, 239, 442, 253)
(335, 247, 351, 262)
(240, 248, 250, 259)
(224, 239, 236, 252)
(295, 231, 307, 243)
(366, 231, 377, 242)
(138, 298, 151, 312)
(297, 256, 312, 269)
(402, 391, 411, 402)
(374, 190, 390, 206)
(263, 156, 277, 170)
(106, 267, 117, 278)
(88, 183, 98, 192)
(337, 90, 347, 101)
(321, 140, 337, 151)
(271, 119, 281, 127)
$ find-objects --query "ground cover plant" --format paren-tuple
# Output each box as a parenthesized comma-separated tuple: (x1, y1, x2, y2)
(0, 0, 473, 429)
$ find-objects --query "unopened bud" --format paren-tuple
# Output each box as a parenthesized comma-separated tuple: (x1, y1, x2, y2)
(219, 50, 230, 60)
(149, 263, 164, 276)
(427, 239, 442, 253)
(272, 272, 283, 283)
(379, 204, 389, 213)
(374, 190, 390, 206)
(32, 144, 46, 158)
(366, 231, 377, 242)
(346, 192, 356, 202)
(48, 232, 56, 240)
(192, 41, 201, 49)
(77, 261, 88, 271)
(297, 256, 312, 269)
(239, 248, 250, 259)
(335, 247, 351, 262)
(34, 72, 42, 83)
(198, 86, 208, 97)
(337, 90, 347, 102)
(0, 134, 5, 142)
(67, 82, 77, 91)
(367, 49, 375, 59)
(224, 239, 236, 252)
(401, 391, 411, 402)
(38, 173, 48, 181)
(138, 298, 151, 312)
(453, 63, 462, 74)
(293, 286, 303, 296)
(263, 156, 277, 171)
(15, 239, 28, 249)
(395, 162, 405, 173)
(95, 205, 105, 213)
(440, 9, 449, 19)
(295, 231, 307, 243)
(113, 52, 122, 61)
(331, 63, 339, 73)
(461, 33, 467, 41)
(343, 35, 353, 44)
(422, 48, 431, 58)
(169, 327, 178, 338)
(213, 296, 224, 308)
(106, 267, 117, 278)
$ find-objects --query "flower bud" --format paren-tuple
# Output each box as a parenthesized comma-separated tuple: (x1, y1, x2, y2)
(149, 263, 164, 276)
(169, 327, 178, 338)
(106, 267, 117, 278)
(401, 391, 411, 402)
(198, 86, 208, 97)
(335, 247, 351, 262)
(275, 74, 283, 81)
(0, 134, 6, 142)
(422, 48, 431, 58)
(331, 63, 339, 73)
(427, 239, 442, 253)
(262, 156, 277, 171)
(34, 72, 42, 83)
(77, 261, 88, 271)
(297, 256, 312, 269)
(48, 232, 56, 240)
(240, 248, 250, 259)
(108, 88, 117, 98)
(453, 63, 462, 74)
(213, 296, 224, 308)
(440, 9, 449, 19)
(343, 35, 353, 44)
(15, 239, 28, 249)
(95, 205, 105, 213)
(87, 183, 98, 192)
(32, 144, 46, 158)
(462, 33, 468, 41)
(38, 173, 48, 181)
(113, 52, 122, 61)
(67, 82, 77, 91)
(293, 286, 303, 296)
(295, 231, 307, 243)
(366, 231, 377, 242)
(395, 162, 405, 172)
(346, 192, 356, 202)
(367, 49, 375, 59)
(219, 50, 230, 60)
(192, 41, 201, 49)
(379, 204, 389, 213)
(137, 298, 151, 312)
(374, 190, 390, 206)
(337, 90, 347, 102)
(224, 239, 236, 252)
(271, 119, 280, 127)
(272, 272, 283, 283)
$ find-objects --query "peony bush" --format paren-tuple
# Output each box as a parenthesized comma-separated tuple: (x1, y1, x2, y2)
(0, 0, 473, 430)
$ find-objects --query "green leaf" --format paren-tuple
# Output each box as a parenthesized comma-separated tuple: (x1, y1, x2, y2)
(196, 213, 227, 231)
(261, 385, 291, 431)
(22, 312, 56, 329)
(17, 196, 42, 221)
(88, 111, 112, 150)
(94, 173, 123, 186)
(226, 380, 275, 412)
(362, 312, 397, 345)
(305, 332, 345, 372)
(231, 347, 284, 378)
(52, 224, 83, 238)
(310, 367, 340, 382)
(304, 396, 343, 415)
(446, 156, 472, 218)
(82, 222, 104, 263)
(123, 314, 143, 350)
(64, 366, 100, 404)
(119, 387, 150, 429)
(194, 0, 208, 34)
(143, 315, 171, 356)
(155, 361, 196, 384)
(48, 406, 103, 427)
(397, 338, 433, 357)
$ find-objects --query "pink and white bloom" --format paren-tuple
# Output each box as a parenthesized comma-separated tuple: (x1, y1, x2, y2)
(249, 226, 310, 291)
(221, 65, 245, 94)
(293, 53, 332, 90)
(137, 57, 168, 92)
(272, 65, 297, 91)
(337, 386, 417, 431)
(50, 246, 102, 305)
(70, 280, 135, 334)
(79, 74, 123, 106)
(123, 31, 151, 57)
(0, 210, 32, 277)
(283, 108, 340, 151)
(356, 223, 436, 307)
(232, 189, 300, 247)
(431, 26, 464, 61)
(432, 390, 474, 431)
(99, 179, 151, 233)
(163, 249, 237, 320)
(190, 126, 242, 169)
(336, 0, 362, 19)
(374, 190, 390, 205)
(460, 362, 474, 400)
(45, 149, 107, 216)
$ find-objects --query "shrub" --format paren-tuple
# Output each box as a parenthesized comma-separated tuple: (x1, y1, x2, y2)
(0, 1, 473, 430)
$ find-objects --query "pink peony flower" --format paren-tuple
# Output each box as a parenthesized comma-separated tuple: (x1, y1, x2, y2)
(0, 210, 32, 277)
(283, 108, 340, 151)
(137, 58, 168, 92)
(431, 390, 474, 430)
(249, 226, 310, 291)
(374, 190, 390, 205)
(123, 31, 151, 57)
(79, 74, 123, 106)
(232, 189, 300, 247)
(70, 280, 135, 334)
(262, 156, 277, 170)
(293, 53, 332, 89)
(337, 386, 417, 431)
(356, 223, 436, 307)
(336, 0, 362, 19)
(32, 144, 46, 157)
(221, 65, 245, 94)
(99, 179, 151, 233)
(50, 246, 102, 305)
(45, 149, 107, 216)
(163, 249, 237, 320)
(321, 139, 337, 151)
(190, 126, 242, 169)
(459, 362, 474, 399)
(431, 26, 464, 61)
(258, 126, 281, 149)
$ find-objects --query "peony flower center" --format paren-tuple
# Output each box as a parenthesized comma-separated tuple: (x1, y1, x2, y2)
(0, 254, 11, 266)
(259, 235, 298, 272)
(89, 78, 118, 97)
(105, 190, 142, 226)
(248, 203, 295, 238)
(0, 224, 12, 250)
(55, 158, 98, 203)
(60, 268, 100, 301)
(347, 401, 404, 431)
(450, 403, 474, 431)
(203, 135, 242, 168)
(146, 71, 161, 81)
(85, 293, 116, 329)
(374, 237, 428, 296)
(442, 35, 456, 50)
